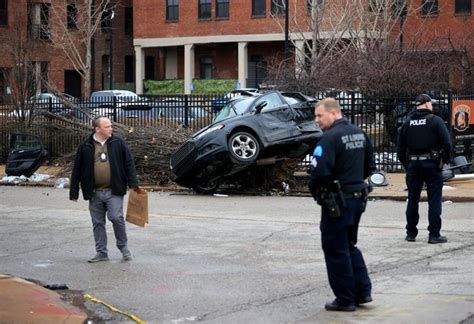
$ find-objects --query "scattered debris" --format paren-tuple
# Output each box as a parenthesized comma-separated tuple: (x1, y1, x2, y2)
(1, 173, 51, 184)
(54, 177, 70, 189)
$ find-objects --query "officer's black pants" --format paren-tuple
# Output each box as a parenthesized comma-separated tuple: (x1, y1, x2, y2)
(320, 197, 372, 305)
(405, 160, 443, 238)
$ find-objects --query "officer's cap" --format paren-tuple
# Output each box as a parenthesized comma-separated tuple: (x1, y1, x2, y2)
(415, 94, 433, 106)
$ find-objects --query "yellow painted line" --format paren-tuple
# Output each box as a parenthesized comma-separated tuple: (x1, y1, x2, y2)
(84, 293, 146, 324)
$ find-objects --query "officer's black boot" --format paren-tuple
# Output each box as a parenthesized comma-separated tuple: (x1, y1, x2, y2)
(428, 235, 448, 244)
(324, 299, 356, 312)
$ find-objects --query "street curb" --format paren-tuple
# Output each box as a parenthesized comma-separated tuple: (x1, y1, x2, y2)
(1, 181, 472, 203)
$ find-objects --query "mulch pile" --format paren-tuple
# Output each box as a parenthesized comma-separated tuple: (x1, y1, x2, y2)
(51, 124, 194, 186)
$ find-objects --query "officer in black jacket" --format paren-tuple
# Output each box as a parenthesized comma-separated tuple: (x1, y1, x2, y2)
(308, 98, 375, 312)
(397, 94, 452, 244)
(70, 116, 139, 263)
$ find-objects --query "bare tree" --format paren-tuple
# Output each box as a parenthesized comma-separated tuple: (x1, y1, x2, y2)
(45, 0, 114, 98)
(445, 31, 473, 90)
(3, 10, 42, 126)
(268, 0, 463, 95)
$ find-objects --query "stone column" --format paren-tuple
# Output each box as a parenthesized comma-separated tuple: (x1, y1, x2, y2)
(238, 42, 248, 89)
(134, 45, 145, 94)
(294, 40, 306, 77)
(184, 44, 195, 94)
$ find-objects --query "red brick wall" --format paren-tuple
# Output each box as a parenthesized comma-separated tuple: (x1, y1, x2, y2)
(401, 0, 473, 50)
(395, 0, 474, 88)
(93, 0, 134, 92)
(0, 0, 134, 98)
(134, 0, 313, 38)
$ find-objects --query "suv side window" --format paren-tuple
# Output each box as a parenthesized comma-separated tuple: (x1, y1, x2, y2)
(253, 93, 284, 112)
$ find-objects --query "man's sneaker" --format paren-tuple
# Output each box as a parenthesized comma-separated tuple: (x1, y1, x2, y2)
(428, 236, 448, 244)
(405, 235, 416, 242)
(121, 247, 132, 261)
(324, 300, 356, 312)
(356, 295, 373, 306)
(88, 253, 109, 263)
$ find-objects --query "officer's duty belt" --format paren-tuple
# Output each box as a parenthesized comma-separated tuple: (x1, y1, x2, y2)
(344, 191, 363, 199)
(409, 154, 431, 161)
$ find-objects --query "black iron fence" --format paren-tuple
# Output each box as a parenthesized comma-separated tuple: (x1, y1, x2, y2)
(1, 90, 473, 171)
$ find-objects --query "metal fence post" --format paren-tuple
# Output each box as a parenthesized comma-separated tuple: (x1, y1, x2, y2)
(350, 91, 355, 124)
(48, 97, 53, 160)
(184, 95, 189, 127)
(113, 96, 117, 122)
(447, 89, 453, 134)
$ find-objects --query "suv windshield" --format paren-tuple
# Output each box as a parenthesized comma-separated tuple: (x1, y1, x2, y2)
(214, 97, 255, 122)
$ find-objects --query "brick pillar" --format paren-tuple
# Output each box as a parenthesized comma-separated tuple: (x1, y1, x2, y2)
(238, 42, 248, 89)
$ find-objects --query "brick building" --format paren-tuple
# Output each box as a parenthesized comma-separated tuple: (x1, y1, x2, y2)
(0, 0, 133, 101)
(133, 0, 315, 94)
(0, 0, 472, 101)
(133, 0, 473, 94)
(398, 0, 473, 88)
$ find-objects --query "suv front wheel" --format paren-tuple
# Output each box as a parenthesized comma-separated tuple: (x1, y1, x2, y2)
(228, 132, 260, 164)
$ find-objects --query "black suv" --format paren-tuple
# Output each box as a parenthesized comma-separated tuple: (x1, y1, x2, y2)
(170, 91, 322, 193)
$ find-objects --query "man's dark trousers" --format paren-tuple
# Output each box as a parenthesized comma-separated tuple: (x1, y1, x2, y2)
(320, 198, 372, 305)
(405, 160, 443, 238)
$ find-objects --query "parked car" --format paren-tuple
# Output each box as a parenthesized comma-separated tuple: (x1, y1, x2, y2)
(170, 91, 322, 193)
(116, 106, 161, 121)
(5, 134, 48, 177)
(88, 90, 151, 116)
(29, 93, 79, 112)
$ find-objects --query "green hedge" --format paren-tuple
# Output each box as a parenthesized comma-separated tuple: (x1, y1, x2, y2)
(144, 79, 238, 95)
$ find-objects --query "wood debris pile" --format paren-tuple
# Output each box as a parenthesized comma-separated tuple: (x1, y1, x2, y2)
(119, 125, 194, 185)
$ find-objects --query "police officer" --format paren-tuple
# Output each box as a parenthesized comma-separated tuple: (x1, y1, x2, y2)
(309, 98, 375, 312)
(397, 94, 452, 244)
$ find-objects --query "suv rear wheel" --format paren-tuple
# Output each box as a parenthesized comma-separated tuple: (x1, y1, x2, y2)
(193, 178, 220, 194)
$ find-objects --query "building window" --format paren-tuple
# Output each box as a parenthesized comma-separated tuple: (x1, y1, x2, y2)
(101, 5, 113, 30)
(200, 57, 213, 79)
(455, 0, 471, 14)
(40, 62, 48, 92)
(216, 0, 229, 18)
(391, 0, 407, 17)
(369, 0, 386, 12)
(67, 1, 77, 29)
(124, 7, 133, 34)
(166, 0, 179, 21)
(421, 0, 438, 16)
(199, 0, 211, 19)
(252, 0, 266, 16)
(28, 3, 50, 40)
(271, 0, 285, 15)
(0, 68, 8, 103)
(125, 55, 134, 83)
(307, 0, 323, 14)
(0, 0, 7, 26)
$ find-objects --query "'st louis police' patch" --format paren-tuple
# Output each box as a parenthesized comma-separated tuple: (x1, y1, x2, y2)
(313, 145, 323, 157)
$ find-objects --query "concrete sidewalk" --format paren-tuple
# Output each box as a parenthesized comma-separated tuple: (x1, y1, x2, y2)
(371, 173, 474, 202)
(2, 165, 473, 202)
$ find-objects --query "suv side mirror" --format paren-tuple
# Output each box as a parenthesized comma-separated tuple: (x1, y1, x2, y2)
(255, 101, 268, 114)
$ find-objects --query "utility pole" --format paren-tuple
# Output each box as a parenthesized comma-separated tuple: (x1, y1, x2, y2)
(284, 0, 289, 64)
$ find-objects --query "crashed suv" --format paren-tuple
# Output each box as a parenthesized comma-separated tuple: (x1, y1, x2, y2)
(170, 91, 322, 193)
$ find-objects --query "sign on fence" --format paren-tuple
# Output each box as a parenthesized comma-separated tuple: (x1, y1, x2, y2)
(452, 100, 474, 140)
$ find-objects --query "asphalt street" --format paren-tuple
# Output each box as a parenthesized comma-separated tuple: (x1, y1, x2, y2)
(0, 186, 473, 323)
